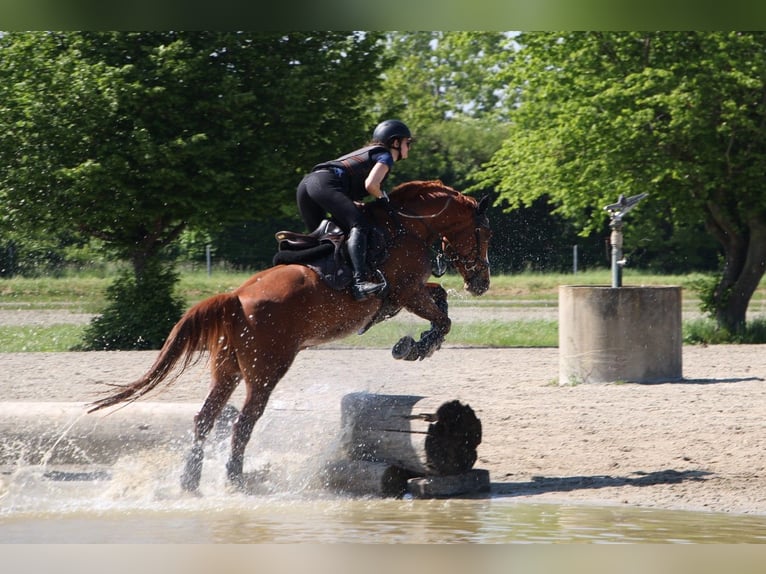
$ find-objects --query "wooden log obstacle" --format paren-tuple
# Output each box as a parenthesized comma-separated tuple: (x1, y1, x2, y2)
(322, 393, 490, 498)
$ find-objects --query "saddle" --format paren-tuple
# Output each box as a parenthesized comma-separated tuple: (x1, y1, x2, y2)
(272, 220, 387, 292)
(275, 219, 345, 251)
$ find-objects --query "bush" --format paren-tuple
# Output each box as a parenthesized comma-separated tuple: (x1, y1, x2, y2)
(684, 317, 766, 345)
(688, 272, 725, 319)
(76, 261, 185, 350)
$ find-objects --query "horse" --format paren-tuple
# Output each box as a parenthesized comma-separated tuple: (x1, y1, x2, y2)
(88, 180, 492, 492)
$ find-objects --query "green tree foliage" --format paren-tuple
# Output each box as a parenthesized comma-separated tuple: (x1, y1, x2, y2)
(0, 31, 384, 348)
(77, 259, 186, 350)
(477, 31, 766, 332)
(368, 32, 511, 190)
(372, 31, 511, 125)
(0, 31, 383, 272)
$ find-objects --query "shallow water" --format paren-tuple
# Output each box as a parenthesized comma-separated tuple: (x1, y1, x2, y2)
(3, 397, 765, 544)
(3, 460, 766, 543)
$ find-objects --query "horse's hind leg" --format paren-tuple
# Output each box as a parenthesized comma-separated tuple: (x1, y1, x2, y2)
(225, 388, 272, 487)
(181, 349, 241, 492)
(225, 353, 295, 488)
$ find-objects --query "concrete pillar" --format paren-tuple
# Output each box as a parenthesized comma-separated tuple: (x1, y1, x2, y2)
(559, 285, 682, 384)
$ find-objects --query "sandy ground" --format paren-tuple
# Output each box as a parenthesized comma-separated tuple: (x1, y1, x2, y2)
(2, 302, 766, 515)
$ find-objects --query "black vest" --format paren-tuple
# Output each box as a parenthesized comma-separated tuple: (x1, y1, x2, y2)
(314, 145, 389, 200)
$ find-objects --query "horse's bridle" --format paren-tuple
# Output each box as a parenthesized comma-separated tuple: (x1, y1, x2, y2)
(393, 196, 491, 276)
(441, 212, 491, 275)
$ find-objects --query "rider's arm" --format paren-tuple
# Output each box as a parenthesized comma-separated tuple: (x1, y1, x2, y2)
(364, 162, 391, 200)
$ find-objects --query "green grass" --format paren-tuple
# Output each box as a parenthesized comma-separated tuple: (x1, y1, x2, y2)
(0, 275, 110, 312)
(0, 325, 86, 352)
(0, 270, 254, 311)
(0, 320, 559, 352)
(337, 319, 558, 349)
(683, 317, 766, 345)
(3, 268, 765, 307)
(8, 316, 764, 352)
(4, 268, 749, 307)
(2, 269, 766, 351)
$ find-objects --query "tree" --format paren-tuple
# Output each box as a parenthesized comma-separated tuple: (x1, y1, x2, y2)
(476, 31, 766, 333)
(369, 32, 512, 190)
(371, 32, 512, 125)
(365, 32, 503, 187)
(0, 31, 384, 347)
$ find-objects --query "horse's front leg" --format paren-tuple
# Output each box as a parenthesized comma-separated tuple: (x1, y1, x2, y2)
(392, 282, 450, 361)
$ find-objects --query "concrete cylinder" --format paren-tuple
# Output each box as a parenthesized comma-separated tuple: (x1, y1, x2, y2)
(559, 285, 682, 384)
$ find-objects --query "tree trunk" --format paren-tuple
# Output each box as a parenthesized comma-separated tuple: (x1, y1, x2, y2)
(714, 215, 766, 333)
(320, 459, 414, 497)
(129, 217, 187, 280)
(340, 393, 482, 476)
(705, 196, 766, 333)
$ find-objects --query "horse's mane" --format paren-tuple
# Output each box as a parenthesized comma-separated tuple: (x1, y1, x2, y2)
(390, 179, 474, 207)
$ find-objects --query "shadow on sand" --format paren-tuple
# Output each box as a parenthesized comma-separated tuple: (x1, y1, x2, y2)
(634, 376, 764, 385)
(490, 468, 711, 498)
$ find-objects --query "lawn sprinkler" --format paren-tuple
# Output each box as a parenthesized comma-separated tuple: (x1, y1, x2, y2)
(604, 193, 648, 288)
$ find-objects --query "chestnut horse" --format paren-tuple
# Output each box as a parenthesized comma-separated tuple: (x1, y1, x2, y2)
(88, 180, 491, 492)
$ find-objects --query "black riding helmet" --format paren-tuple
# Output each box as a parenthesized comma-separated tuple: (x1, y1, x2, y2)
(371, 119, 412, 147)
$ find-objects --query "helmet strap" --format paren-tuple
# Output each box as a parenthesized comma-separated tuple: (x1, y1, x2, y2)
(390, 139, 402, 161)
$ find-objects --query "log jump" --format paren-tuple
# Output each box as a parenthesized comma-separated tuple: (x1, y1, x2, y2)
(322, 392, 490, 498)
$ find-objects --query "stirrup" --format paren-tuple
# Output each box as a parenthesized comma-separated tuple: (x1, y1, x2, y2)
(351, 281, 385, 301)
(350, 271, 387, 301)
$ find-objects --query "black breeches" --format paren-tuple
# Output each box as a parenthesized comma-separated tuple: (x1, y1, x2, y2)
(296, 171, 369, 232)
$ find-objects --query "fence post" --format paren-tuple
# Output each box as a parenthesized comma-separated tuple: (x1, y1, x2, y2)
(573, 244, 578, 275)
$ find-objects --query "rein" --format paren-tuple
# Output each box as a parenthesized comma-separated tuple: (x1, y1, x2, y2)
(395, 196, 455, 222)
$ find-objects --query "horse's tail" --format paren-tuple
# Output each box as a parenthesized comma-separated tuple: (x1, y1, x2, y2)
(87, 293, 243, 413)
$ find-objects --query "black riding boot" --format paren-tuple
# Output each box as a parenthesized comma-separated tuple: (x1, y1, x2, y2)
(347, 226, 385, 301)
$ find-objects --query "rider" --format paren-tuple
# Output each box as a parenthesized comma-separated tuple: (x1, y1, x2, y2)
(296, 119, 413, 301)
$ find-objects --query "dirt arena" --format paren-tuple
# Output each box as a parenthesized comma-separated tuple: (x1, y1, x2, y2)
(3, 327, 766, 515)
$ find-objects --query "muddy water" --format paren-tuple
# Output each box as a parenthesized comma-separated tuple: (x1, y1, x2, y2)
(3, 458, 766, 543)
(4, 341, 766, 543)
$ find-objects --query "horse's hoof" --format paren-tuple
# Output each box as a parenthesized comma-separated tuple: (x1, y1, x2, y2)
(180, 480, 203, 496)
(180, 472, 200, 492)
(226, 458, 246, 491)
(417, 330, 443, 360)
(392, 336, 416, 360)
(225, 473, 246, 492)
(181, 444, 204, 492)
